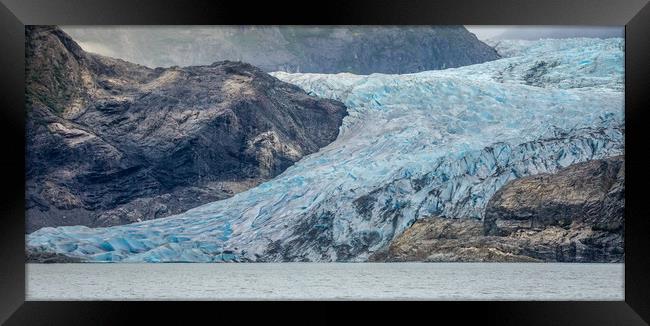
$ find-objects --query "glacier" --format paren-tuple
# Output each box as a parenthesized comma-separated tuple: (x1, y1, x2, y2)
(27, 38, 625, 262)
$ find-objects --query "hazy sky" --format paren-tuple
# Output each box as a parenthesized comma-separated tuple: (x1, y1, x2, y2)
(465, 26, 623, 41)
(465, 26, 511, 40)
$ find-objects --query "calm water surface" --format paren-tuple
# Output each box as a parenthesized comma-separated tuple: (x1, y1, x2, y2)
(26, 263, 624, 300)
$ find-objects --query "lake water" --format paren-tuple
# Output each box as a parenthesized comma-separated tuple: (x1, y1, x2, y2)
(26, 263, 624, 300)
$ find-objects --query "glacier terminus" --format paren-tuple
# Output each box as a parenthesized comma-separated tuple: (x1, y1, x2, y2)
(27, 38, 625, 262)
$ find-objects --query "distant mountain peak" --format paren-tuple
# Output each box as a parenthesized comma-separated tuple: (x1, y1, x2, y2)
(62, 26, 500, 74)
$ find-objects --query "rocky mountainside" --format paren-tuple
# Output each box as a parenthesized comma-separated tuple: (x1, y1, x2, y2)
(26, 26, 347, 232)
(377, 156, 624, 262)
(484, 156, 624, 237)
(62, 26, 500, 74)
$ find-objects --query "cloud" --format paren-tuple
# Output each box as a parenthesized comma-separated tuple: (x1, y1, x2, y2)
(76, 41, 117, 57)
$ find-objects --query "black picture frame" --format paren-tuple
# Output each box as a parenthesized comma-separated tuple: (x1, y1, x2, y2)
(1, 0, 649, 324)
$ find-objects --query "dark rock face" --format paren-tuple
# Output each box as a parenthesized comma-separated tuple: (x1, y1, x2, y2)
(26, 26, 347, 232)
(26, 247, 84, 263)
(484, 156, 624, 237)
(376, 156, 624, 263)
(62, 26, 500, 74)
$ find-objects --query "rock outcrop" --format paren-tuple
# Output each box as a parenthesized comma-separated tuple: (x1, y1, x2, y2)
(372, 217, 540, 262)
(376, 156, 624, 263)
(26, 26, 347, 232)
(484, 156, 624, 237)
(62, 26, 500, 74)
(26, 248, 84, 263)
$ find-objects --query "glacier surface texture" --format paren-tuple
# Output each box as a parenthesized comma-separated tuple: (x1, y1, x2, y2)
(28, 38, 625, 262)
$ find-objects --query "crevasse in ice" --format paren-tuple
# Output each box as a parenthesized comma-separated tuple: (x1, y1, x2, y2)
(27, 38, 625, 262)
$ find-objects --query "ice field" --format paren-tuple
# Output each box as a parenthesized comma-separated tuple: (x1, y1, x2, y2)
(27, 38, 625, 262)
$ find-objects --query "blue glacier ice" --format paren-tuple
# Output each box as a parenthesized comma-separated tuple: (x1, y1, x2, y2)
(27, 38, 625, 262)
